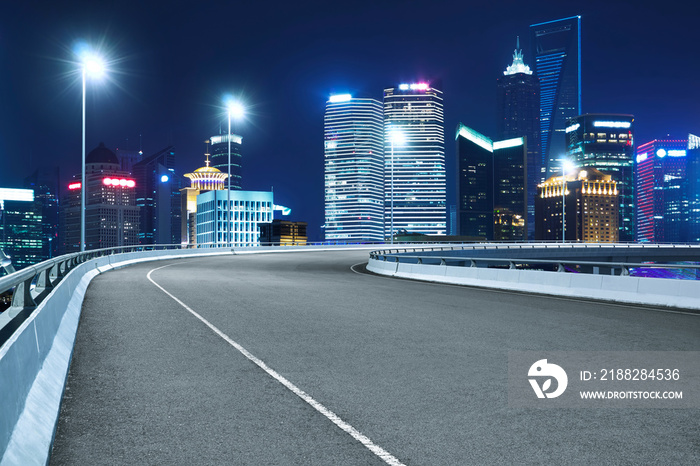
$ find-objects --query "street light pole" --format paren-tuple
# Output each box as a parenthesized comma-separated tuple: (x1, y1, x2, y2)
(562, 172, 566, 244)
(81, 68, 86, 252)
(390, 138, 394, 245)
(227, 109, 231, 249)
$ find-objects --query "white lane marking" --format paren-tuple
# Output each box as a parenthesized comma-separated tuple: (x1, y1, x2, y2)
(146, 264, 405, 466)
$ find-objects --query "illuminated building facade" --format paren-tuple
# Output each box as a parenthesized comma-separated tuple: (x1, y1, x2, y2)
(180, 155, 228, 246)
(456, 124, 527, 241)
(24, 167, 60, 260)
(535, 168, 618, 242)
(132, 146, 181, 245)
(566, 114, 635, 241)
(260, 220, 308, 246)
(687, 134, 700, 243)
(497, 37, 540, 239)
(635, 139, 688, 243)
(60, 143, 140, 253)
(210, 133, 243, 190)
(324, 95, 384, 241)
(383, 83, 446, 237)
(530, 16, 581, 180)
(0, 188, 42, 270)
(196, 190, 273, 247)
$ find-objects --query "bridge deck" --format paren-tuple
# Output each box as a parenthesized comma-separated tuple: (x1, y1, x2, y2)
(50, 250, 700, 465)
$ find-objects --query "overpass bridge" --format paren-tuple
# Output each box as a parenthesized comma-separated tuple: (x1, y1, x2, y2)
(0, 244, 698, 465)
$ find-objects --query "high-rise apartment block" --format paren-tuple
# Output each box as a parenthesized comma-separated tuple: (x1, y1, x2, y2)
(456, 124, 527, 241)
(497, 38, 540, 239)
(535, 168, 619, 242)
(324, 95, 384, 242)
(566, 114, 635, 242)
(530, 16, 581, 181)
(383, 83, 446, 237)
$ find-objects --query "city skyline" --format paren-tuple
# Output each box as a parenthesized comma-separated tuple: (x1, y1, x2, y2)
(2, 1, 698, 241)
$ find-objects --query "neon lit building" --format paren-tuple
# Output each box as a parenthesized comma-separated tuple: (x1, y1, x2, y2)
(530, 16, 581, 180)
(535, 168, 618, 242)
(635, 139, 688, 243)
(566, 114, 635, 242)
(383, 83, 446, 237)
(60, 143, 140, 253)
(456, 124, 527, 241)
(497, 37, 540, 239)
(324, 94, 384, 241)
(0, 188, 42, 270)
(210, 133, 243, 190)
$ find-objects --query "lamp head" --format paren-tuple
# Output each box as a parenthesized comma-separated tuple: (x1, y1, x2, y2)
(81, 52, 106, 79)
(226, 100, 245, 120)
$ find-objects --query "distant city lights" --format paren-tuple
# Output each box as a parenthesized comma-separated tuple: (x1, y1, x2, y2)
(593, 121, 632, 129)
(329, 94, 352, 103)
(103, 178, 136, 188)
(160, 175, 170, 182)
(399, 83, 429, 91)
(68, 182, 82, 190)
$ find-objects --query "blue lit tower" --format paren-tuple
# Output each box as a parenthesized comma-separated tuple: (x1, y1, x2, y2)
(497, 37, 540, 240)
(530, 16, 581, 181)
(383, 83, 446, 237)
(566, 114, 635, 242)
(324, 94, 384, 242)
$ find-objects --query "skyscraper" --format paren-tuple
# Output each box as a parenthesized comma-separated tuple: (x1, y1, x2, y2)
(324, 94, 384, 242)
(23, 167, 59, 260)
(132, 146, 181, 245)
(456, 124, 527, 241)
(60, 143, 140, 253)
(180, 154, 229, 246)
(497, 37, 540, 239)
(686, 134, 700, 243)
(383, 83, 446, 237)
(0, 188, 42, 270)
(566, 114, 635, 242)
(210, 133, 243, 190)
(635, 139, 688, 243)
(530, 16, 581, 180)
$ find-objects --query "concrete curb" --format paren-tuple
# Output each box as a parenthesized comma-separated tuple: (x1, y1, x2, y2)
(367, 258, 700, 312)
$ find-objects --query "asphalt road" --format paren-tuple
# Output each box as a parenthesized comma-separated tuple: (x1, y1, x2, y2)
(50, 250, 700, 465)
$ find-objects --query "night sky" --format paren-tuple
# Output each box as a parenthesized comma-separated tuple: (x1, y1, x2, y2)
(2, 0, 698, 241)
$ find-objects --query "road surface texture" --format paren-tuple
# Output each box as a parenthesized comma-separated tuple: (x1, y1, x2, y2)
(51, 250, 699, 465)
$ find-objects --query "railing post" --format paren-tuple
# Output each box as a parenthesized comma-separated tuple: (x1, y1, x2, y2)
(557, 263, 565, 272)
(9, 276, 37, 314)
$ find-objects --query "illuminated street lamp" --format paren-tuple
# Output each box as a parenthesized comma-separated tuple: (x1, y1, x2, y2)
(560, 159, 575, 243)
(79, 50, 106, 252)
(388, 129, 406, 244)
(225, 99, 245, 248)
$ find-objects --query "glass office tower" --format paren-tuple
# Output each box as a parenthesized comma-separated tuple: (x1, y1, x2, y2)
(530, 16, 581, 181)
(383, 83, 446, 237)
(456, 124, 527, 241)
(324, 95, 384, 242)
(210, 133, 243, 190)
(566, 114, 635, 242)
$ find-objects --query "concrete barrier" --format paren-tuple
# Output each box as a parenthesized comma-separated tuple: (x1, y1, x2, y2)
(0, 249, 231, 466)
(368, 257, 700, 312)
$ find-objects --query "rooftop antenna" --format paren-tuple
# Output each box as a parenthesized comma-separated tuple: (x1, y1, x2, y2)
(204, 140, 211, 167)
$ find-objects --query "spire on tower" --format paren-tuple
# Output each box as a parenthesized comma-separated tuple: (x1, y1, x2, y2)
(504, 36, 532, 76)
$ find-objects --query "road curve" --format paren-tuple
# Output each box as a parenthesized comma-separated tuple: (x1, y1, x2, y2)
(50, 250, 700, 465)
